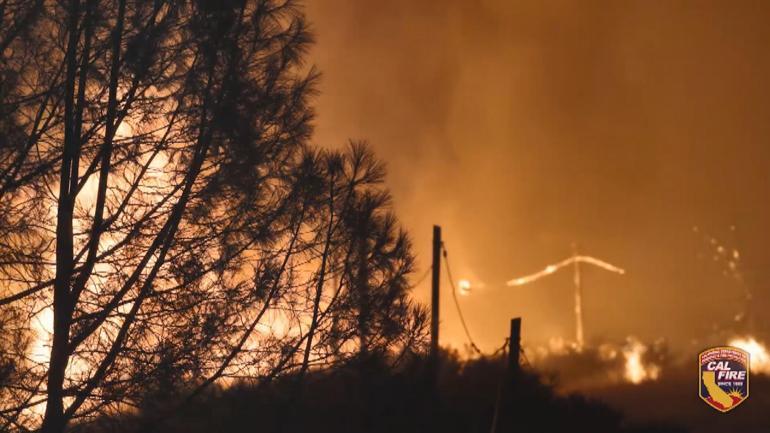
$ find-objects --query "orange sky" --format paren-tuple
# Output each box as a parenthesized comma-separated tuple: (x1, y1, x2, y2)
(306, 0, 770, 354)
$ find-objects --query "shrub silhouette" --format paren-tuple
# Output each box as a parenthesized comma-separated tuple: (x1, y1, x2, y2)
(80, 350, 687, 433)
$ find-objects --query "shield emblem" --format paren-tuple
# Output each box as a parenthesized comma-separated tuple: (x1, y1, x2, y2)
(699, 346, 749, 412)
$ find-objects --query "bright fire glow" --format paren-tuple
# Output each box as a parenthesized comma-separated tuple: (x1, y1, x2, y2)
(458, 279, 472, 296)
(29, 307, 54, 364)
(728, 337, 770, 374)
(622, 337, 660, 384)
(506, 255, 625, 286)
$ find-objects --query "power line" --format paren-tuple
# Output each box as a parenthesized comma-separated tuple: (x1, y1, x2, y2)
(441, 243, 482, 355)
(491, 338, 509, 358)
(519, 345, 531, 368)
(489, 338, 511, 433)
(505, 246, 625, 351)
(410, 265, 432, 289)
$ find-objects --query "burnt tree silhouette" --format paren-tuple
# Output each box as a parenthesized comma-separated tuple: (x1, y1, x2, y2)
(0, 1, 426, 432)
(297, 144, 426, 379)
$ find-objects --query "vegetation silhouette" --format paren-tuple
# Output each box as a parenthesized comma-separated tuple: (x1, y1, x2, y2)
(0, 1, 693, 433)
(1, 1, 424, 431)
(77, 349, 686, 433)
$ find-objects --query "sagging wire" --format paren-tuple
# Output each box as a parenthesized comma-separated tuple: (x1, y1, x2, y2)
(488, 341, 537, 433)
(489, 338, 511, 433)
(519, 345, 532, 368)
(438, 240, 536, 433)
(442, 242, 482, 355)
(409, 265, 432, 290)
(491, 338, 509, 358)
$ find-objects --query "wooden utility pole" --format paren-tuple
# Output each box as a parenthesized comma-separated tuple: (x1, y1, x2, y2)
(571, 243, 584, 351)
(491, 317, 522, 433)
(506, 247, 624, 353)
(508, 317, 521, 374)
(429, 225, 441, 387)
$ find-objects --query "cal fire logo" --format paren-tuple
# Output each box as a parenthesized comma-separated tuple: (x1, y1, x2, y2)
(699, 346, 749, 412)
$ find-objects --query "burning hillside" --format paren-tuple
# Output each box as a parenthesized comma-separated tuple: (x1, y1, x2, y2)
(527, 336, 666, 391)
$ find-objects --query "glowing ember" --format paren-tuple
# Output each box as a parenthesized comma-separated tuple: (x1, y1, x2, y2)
(548, 336, 569, 356)
(597, 343, 618, 361)
(458, 279, 472, 296)
(728, 337, 770, 374)
(622, 337, 660, 384)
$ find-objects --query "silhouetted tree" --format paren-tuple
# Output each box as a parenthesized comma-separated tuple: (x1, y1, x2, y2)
(1, 2, 425, 432)
(294, 144, 426, 378)
(0, 300, 33, 430)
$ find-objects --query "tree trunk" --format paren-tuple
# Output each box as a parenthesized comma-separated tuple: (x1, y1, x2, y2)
(42, 0, 81, 430)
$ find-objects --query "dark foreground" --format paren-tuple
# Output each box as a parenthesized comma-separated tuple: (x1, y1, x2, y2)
(80, 352, 686, 433)
(586, 365, 770, 433)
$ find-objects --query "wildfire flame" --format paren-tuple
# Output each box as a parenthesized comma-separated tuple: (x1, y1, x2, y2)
(622, 337, 660, 384)
(531, 336, 662, 389)
(727, 336, 770, 374)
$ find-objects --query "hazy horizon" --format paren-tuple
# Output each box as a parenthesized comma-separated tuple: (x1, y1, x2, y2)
(307, 0, 770, 354)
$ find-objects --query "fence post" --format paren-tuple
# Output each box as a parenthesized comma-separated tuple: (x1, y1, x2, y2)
(508, 317, 521, 374)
